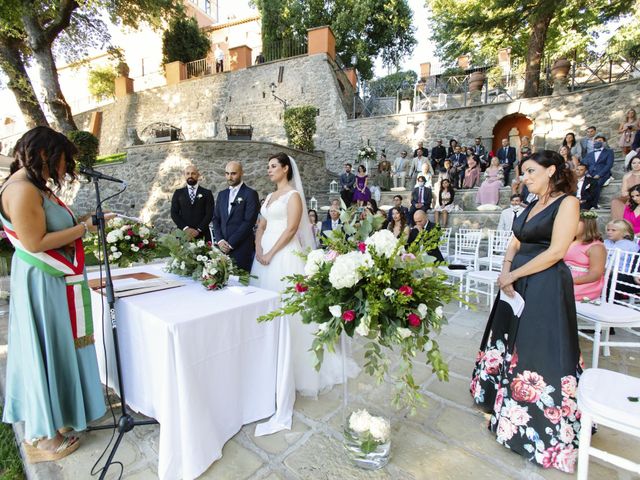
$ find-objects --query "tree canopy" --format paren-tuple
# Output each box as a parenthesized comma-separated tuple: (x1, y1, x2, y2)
(426, 0, 635, 97)
(162, 16, 211, 64)
(252, 0, 416, 80)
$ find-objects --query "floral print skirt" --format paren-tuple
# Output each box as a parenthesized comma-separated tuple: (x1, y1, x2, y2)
(470, 261, 584, 473)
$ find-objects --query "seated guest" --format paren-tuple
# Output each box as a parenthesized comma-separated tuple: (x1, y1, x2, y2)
(575, 162, 599, 210)
(580, 125, 597, 158)
(449, 146, 467, 188)
(462, 155, 480, 188)
(476, 157, 503, 205)
(325, 198, 341, 220)
(519, 183, 538, 206)
(604, 219, 638, 259)
(366, 199, 387, 225)
(583, 134, 614, 206)
(308, 209, 321, 248)
(559, 145, 572, 169)
(321, 206, 341, 245)
(378, 156, 393, 191)
(496, 138, 516, 186)
(472, 137, 487, 170)
(413, 141, 428, 158)
(564, 212, 606, 301)
(387, 195, 409, 222)
(611, 156, 640, 220)
(623, 185, 640, 234)
(392, 151, 410, 189)
(409, 175, 433, 225)
(497, 194, 524, 232)
(387, 207, 410, 239)
(407, 210, 445, 262)
(447, 138, 459, 157)
(562, 132, 583, 159)
(434, 179, 455, 227)
(431, 139, 447, 171)
(417, 161, 435, 188)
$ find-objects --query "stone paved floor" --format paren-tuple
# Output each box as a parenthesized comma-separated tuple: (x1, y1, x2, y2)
(2, 302, 640, 480)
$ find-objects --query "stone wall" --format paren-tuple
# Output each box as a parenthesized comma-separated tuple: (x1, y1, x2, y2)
(60, 140, 332, 233)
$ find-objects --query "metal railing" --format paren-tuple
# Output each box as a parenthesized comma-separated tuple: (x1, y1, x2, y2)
(185, 54, 231, 79)
(261, 37, 308, 63)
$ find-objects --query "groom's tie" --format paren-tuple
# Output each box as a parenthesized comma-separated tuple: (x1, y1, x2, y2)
(188, 186, 197, 204)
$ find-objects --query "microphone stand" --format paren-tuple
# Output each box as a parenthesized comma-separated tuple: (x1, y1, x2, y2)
(85, 176, 157, 479)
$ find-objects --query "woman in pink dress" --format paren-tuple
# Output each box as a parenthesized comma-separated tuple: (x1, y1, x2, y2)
(622, 185, 640, 234)
(462, 155, 480, 188)
(476, 157, 503, 205)
(611, 156, 640, 220)
(563, 212, 606, 301)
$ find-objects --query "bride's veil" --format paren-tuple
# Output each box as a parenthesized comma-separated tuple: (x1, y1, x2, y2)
(288, 156, 316, 251)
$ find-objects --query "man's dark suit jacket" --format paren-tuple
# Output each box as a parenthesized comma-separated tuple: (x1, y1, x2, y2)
(431, 145, 447, 162)
(406, 221, 445, 262)
(320, 218, 341, 246)
(583, 148, 614, 182)
(171, 185, 215, 242)
(410, 185, 433, 211)
(577, 176, 599, 210)
(496, 146, 517, 166)
(632, 130, 640, 150)
(212, 184, 260, 272)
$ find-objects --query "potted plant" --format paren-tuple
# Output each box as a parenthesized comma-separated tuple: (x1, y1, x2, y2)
(468, 71, 486, 92)
(551, 58, 571, 81)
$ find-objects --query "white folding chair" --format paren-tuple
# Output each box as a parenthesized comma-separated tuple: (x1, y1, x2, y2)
(435, 93, 448, 109)
(464, 230, 513, 309)
(577, 249, 640, 368)
(439, 231, 482, 307)
(439, 227, 452, 260)
(577, 368, 640, 479)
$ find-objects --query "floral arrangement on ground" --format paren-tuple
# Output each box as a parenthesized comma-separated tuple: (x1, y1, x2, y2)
(86, 217, 158, 268)
(160, 230, 251, 290)
(258, 207, 456, 411)
(357, 146, 377, 162)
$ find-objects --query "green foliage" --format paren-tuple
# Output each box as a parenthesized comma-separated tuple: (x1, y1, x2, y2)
(368, 70, 417, 97)
(252, 0, 416, 80)
(283, 106, 317, 152)
(67, 130, 99, 168)
(0, 406, 23, 480)
(88, 65, 117, 101)
(162, 15, 211, 64)
(96, 152, 127, 165)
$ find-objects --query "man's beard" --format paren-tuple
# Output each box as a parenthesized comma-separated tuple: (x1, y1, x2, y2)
(186, 178, 197, 186)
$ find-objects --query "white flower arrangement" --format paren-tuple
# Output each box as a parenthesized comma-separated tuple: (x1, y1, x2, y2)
(347, 409, 390, 453)
(357, 146, 377, 161)
(87, 218, 158, 268)
(365, 230, 399, 259)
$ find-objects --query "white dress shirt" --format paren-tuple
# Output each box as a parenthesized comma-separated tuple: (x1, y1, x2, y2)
(576, 177, 584, 199)
(228, 182, 243, 214)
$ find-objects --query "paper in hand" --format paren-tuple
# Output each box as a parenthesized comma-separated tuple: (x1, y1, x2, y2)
(499, 290, 525, 317)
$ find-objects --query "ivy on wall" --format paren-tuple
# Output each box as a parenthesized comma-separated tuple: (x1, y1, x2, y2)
(67, 130, 99, 168)
(283, 106, 317, 152)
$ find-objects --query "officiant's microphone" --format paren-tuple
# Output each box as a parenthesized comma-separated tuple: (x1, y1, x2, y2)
(80, 166, 127, 186)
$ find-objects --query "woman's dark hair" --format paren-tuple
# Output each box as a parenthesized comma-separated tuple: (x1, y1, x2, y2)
(439, 179, 455, 206)
(10, 126, 77, 192)
(562, 133, 576, 148)
(527, 150, 576, 195)
(367, 198, 379, 212)
(628, 184, 640, 210)
(389, 207, 407, 233)
(269, 152, 293, 181)
(449, 139, 458, 148)
(580, 217, 602, 243)
(358, 164, 366, 173)
(308, 209, 318, 223)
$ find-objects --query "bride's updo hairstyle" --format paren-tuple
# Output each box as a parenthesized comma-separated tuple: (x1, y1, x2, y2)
(269, 152, 293, 181)
(528, 150, 576, 195)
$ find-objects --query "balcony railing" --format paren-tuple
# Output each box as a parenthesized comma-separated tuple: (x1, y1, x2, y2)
(262, 38, 308, 63)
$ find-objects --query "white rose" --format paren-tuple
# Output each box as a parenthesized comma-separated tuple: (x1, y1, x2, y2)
(143, 239, 149, 245)
(435, 306, 444, 319)
(417, 303, 428, 318)
(139, 226, 150, 237)
(383, 288, 395, 297)
(180, 261, 186, 270)
(365, 230, 399, 258)
(328, 305, 342, 318)
(316, 322, 330, 334)
(355, 320, 370, 336)
(196, 240, 205, 248)
(369, 416, 390, 443)
(304, 249, 326, 277)
(106, 231, 120, 243)
(110, 246, 118, 252)
(113, 251, 122, 259)
(131, 245, 139, 252)
(329, 251, 364, 289)
(349, 409, 372, 434)
(360, 252, 374, 269)
(124, 235, 131, 240)
(397, 327, 413, 339)
(196, 255, 206, 262)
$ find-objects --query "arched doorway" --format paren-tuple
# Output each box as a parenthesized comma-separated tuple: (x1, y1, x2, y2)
(492, 114, 534, 153)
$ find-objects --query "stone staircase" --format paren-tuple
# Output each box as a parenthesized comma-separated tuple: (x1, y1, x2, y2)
(309, 152, 627, 235)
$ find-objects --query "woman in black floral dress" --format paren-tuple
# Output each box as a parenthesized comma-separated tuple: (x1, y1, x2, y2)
(470, 150, 583, 473)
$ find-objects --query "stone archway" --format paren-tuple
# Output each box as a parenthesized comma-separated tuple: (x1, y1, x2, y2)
(492, 113, 534, 153)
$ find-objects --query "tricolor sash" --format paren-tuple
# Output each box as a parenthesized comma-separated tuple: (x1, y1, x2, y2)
(3, 222, 94, 349)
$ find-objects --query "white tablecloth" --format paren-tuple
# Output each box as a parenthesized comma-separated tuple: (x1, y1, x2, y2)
(88, 265, 285, 480)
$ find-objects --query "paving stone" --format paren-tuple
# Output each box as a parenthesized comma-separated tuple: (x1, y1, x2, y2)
(284, 433, 393, 479)
(250, 417, 309, 455)
(447, 356, 476, 377)
(199, 440, 263, 479)
(124, 468, 159, 479)
(424, 374, 476, 409)
(294, 387, 342, 421)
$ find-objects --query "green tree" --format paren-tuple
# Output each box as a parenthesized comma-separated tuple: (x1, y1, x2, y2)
(252, 0, 416, 80)
(426, 0, 634, 97)
(67, 130, 99, 168)
(283, 106, 317, 151)
(162, 16, 211, 64)
(88, 65, 117, 100)
(368, 70, 417, 97)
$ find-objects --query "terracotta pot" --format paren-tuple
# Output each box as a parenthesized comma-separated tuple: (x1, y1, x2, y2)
(551, 58, 571, 80)
(468, 71, 486, 92)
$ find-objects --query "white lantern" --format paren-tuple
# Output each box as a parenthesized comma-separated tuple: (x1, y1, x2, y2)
(329, 180, 339, 194)
(309, 196, 318, 211)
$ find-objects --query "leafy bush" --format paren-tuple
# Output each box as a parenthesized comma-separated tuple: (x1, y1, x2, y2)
(283, 106, 317, 152)
(88, 65, 117, 100)
(67, 130, 99, 168)
(162, 16, 211, 64)
(368, 70, 418, 98)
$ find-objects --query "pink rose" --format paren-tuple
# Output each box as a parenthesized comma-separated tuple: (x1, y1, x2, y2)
(558, 421, 576, 444)
(496, 417, 517, 442)
(483, 349, 503, 376)
(470, 376, 480, 399)
(554, 445, 578, 473)
(398, 285, 413, 296)
(357, 242, 367, 253)
(510, 371, 547, 404)
(401, 253, 416, 261)
(561, 397, 577, 417)
(541, 444, 562, 469)
(506, 404, 531, 426)
(342, 310, 356, 322)
(561, 375, 577, 398)
(295, 283, 308, 293)
(407, 313, 421, 327)
(324, 250, 338, 261)
(475, 350, 485, 363)
(543, 406, 562, 424)
(493, 387, 505, 414)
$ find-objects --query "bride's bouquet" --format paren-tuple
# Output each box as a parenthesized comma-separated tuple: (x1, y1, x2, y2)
(160, 230, 251, 290)
(258, 207, 456, 411)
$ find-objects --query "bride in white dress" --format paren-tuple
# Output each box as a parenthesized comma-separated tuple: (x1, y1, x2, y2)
(252, 153, 355, 435)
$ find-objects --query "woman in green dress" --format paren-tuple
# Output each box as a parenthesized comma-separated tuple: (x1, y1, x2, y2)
(1, 127, 106, 463)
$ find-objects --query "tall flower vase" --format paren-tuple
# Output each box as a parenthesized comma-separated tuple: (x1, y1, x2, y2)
(341, 333, 391, 470)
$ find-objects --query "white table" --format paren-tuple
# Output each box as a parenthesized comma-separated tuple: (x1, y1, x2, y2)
(88, 265, 284, 480)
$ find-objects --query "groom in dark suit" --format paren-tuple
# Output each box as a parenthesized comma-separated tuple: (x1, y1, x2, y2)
(212, 161, 260, 272)
(171, 165, 215, 242)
